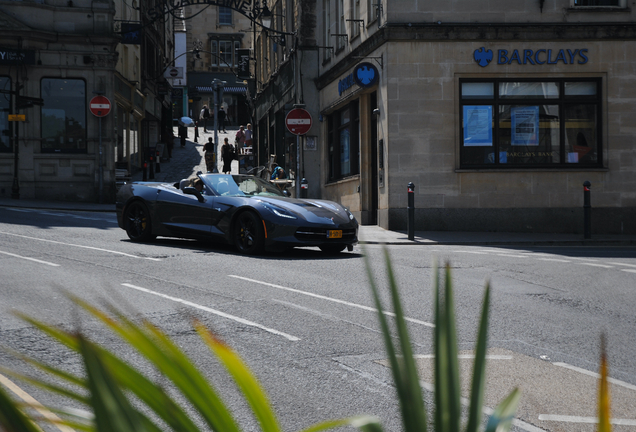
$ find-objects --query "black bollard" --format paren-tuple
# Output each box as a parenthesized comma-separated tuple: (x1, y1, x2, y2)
(300, 178, 308, 198)
(407, 182, 415, 241)
(149, 154, 155, 180)
(142, 162, 147, 181)
(155, 149, 161, 173)
(583, 180, 591, 239)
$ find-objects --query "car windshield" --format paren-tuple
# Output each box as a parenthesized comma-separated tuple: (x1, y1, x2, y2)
(201, 174, 286, 197)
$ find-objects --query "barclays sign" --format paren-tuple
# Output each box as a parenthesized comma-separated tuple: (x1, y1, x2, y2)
(474, 47, 589, 67)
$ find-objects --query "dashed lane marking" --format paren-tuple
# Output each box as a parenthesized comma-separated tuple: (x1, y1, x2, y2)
(0, 249, 60, 266)
(538, 415, 636, 426)
(576, 262, 614, 269)
(121, 283, 300, 341)
(229, 275, 435, 328)
(0, 231, 161, 261)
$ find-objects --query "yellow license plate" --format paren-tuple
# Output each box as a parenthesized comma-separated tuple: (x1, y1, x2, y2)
(327, 230, 342, 239)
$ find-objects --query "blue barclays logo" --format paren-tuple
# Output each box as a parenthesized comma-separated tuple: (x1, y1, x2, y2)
(474, 47, 493, 67)
(474, 47, 589, 67)
(353, 62, 379, 88)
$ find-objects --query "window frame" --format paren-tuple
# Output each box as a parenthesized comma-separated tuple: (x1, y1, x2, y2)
(459, 77, 603, 169)
(0, 76, 11, 153)
(572, 0, 623, 6)
(40, 77, 87, 154)
(327, 100, 360, 181)
(219, 6, 232, 25)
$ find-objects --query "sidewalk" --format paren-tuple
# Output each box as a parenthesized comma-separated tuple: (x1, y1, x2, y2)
(1, 125, 634, 246)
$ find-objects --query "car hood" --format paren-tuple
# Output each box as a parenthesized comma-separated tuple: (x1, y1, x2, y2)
(254, 197, 355, 225)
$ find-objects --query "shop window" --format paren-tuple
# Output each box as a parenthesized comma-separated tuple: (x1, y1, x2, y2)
(41, 78, 87, 153)
(459, 78, 601, 168)
(0, 76, 10, 153)
(327, 101, 359, 180)
(219, 41, 233, 67)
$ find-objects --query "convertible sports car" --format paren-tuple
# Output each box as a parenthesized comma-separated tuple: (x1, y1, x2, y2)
(116, 173, 358, 254)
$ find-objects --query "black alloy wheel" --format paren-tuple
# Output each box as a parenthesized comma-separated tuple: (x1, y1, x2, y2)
(124, 201, 156, 242)
(233, 211, 264, 255)
(319, 244, 346, 254)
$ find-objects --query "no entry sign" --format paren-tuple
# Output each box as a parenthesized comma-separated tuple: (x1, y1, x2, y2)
(285, 108, 312, 135)
(90, 95, 111, 117)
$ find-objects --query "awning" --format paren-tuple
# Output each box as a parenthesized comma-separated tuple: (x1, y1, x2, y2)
(196, 86, 246, 94)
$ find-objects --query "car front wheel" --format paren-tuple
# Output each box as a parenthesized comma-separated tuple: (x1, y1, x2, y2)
(233, 211, 264, 255)
(124, 201, 156, 242)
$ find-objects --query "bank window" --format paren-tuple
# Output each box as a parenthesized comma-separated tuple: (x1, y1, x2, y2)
(41, 78, 87, 153)
(460, 78, 601, 168)
(327, 101, 359, 181)
(0, 76, 10, 153)
(573, 0, 621, 5)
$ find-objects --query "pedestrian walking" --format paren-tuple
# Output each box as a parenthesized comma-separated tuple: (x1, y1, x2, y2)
(218, 106, 227, 133)
(235, 125, 246, 147)
(204, 137, 215, 172)
(221, 137, 233, 174)
(200, 105, 210, 132)
(245, 123, 253, 148)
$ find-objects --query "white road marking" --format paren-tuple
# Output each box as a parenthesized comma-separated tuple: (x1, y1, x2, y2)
(538, 415, 636, 426)
(537, 258, 571, 263)
(121, 283, 300, 341)
(576, 262, 614, 269)
(0, 249, 60, 267)
(0, 231, 161, 261)
(552, 362, 636, 391)
(5, 207, 112, 222)
(622, 269, 636, 274)
(419, 380, 546, 432)
(414, 354, 513, 360)
(229, 275, 435, 328)
(452, 250, 489, 255)
(0, 372, 76, 432)
(610, 262, 636, 268)
(496, 254, 528, 258)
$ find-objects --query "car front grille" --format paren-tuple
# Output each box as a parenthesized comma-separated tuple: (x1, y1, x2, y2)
(294, 227, 357, 242)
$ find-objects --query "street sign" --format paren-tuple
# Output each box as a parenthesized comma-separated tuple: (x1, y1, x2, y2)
(90, 95, 111, 117)
(285, 108, 312, 135)
(164, 67, 183, 79)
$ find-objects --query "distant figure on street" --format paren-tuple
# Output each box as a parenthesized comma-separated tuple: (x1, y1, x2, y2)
(218, 106, 227, 133)
(235, 125, 246, 147)
(204, 137, 215, 172)
(221, 137, 233, 174)
(200, 105, 210, 132)
(245, 123, 253, 148)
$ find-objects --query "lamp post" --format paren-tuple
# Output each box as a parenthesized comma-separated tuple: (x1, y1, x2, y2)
(212, 78, 225, 173)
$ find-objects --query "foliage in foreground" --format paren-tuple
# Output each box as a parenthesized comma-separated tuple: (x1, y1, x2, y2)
(364, 251, 520, 432)
(0, 250, 613, 432)
(0, 295, 380, 432)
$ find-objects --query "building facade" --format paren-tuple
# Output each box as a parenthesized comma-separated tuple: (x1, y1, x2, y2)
(314, 0, 636, 234)
(0, 0, 174, 203)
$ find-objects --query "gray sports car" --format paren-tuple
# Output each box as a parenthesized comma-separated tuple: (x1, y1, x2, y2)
(116, 173, 358, 254)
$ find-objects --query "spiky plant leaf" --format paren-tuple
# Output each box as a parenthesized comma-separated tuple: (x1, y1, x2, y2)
(299, 415, 384, 432)
(465, 283, 491, 431)
(484, 388, 521, 432)
(0, 381, 42, 432)
(598, 334, 612, 432)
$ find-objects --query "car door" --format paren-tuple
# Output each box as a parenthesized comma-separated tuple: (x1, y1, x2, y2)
(154, 188, 215, 237)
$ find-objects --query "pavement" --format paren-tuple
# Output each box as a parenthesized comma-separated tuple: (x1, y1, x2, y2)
(1, 125, 635, 246)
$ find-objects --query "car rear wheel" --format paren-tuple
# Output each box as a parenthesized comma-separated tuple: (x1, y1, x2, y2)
(234, 211, 264, 255)
(125, 201, 156, 242)
(319, 244, 346, 254)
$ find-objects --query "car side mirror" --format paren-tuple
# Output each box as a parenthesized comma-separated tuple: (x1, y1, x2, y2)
(283, 189, 290, 197)
(183, 187, 205, 203)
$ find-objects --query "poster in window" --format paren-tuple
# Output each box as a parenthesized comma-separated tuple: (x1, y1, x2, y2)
(340, 128, 350, 176)
(463, 105, 492, 146)
(511, 106, 539, 146)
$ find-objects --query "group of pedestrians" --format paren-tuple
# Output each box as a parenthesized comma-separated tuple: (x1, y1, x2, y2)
(199, 104, 227, 133)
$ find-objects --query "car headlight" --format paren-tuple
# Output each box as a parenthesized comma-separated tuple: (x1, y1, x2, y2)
(345, 208, 355, 221)
(263, 203, 297, 219)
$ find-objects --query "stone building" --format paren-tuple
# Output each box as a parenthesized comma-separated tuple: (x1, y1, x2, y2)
(312, 0, 636, 233)
(0, 0, 174, 203)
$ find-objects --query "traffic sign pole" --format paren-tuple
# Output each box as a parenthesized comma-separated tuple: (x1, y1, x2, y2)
(286, 107, 312, 197)
(90, 95, 111, 203)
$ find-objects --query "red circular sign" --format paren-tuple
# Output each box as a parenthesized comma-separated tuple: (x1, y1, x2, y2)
(90, 95, 111, 117)
(285, 108, 312, 135)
